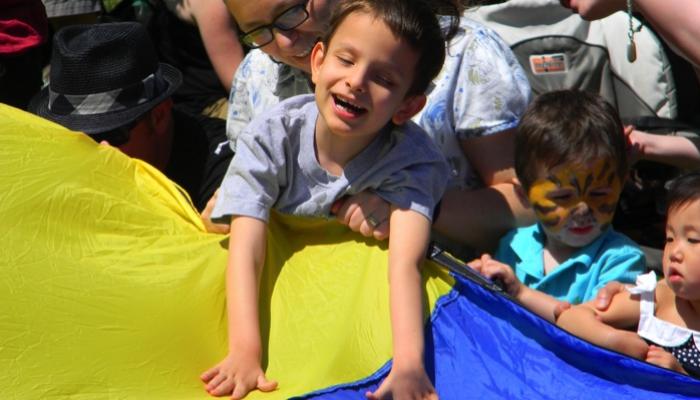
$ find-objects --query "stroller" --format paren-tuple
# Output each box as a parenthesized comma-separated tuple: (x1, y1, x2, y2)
(466, 0, 700, 270)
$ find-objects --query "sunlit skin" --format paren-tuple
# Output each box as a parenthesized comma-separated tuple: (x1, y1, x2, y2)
(555, 195, 700, 376)
(310, 12, 425, 175)
(201, 7, 435, 400)
(664, 199, 700, 303)
(225, 0, 337, 73)
(527, 157, 622, 251)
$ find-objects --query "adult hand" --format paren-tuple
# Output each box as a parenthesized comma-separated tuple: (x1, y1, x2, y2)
(623, 125, 643, 165)
(332, 192, 390, 240)
(201, 189, 231, 234)
(593, 281, 628, 311)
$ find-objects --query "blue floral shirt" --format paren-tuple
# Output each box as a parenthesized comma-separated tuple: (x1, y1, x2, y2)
(226, 17, 531, 189)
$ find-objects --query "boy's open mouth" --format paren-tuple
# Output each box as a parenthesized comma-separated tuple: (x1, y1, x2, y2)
(569, 226, 593, 235)
(333, 95, 367, 117)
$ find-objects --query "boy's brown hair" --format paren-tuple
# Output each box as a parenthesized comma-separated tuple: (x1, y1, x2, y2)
(322, 0, 463, 96)
(515, 89, 628, 190)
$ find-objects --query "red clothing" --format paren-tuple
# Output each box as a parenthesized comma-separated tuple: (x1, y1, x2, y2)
(0, 0, 48, 55)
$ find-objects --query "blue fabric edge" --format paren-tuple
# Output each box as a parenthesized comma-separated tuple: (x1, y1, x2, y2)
(293, 270, 700, 399)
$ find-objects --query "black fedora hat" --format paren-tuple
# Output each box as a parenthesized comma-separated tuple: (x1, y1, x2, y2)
(29, 22, 182, 135)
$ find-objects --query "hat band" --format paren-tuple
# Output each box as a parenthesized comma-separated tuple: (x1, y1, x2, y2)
(47, 71, 167, 116)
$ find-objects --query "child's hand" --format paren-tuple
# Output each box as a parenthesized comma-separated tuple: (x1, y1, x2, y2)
(646, 345, 687, 374)
(200, 352, 277, 399)
(365, 365, 437, 400)
(468, 254, 522, 298)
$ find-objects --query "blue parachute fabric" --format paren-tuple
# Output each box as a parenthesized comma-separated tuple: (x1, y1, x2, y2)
(299, 272, 700, 399)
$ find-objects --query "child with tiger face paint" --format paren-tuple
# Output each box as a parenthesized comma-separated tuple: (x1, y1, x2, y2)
(527, 157, 622, 251)
(469, 90, 645, 320)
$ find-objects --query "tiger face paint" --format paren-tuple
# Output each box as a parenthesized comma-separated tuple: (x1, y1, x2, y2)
(527, 157, 622, 249)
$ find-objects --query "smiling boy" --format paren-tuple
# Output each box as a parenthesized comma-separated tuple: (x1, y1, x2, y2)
(202, 1, 459, 399)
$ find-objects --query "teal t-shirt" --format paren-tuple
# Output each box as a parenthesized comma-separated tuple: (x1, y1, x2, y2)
(495, 224, 646, 304)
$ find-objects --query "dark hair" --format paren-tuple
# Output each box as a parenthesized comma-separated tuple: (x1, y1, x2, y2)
(321, 0, 463, 96)
(666, 171, 700, 215)
(515, 89, 627, 190)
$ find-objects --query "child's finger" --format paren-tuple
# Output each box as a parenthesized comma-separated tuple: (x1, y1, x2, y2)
(231, 379, 254, 400)
(365, 390, 381, 400)
(467, 259, 483, 272)
(365, 379, 389, 400)
(256, 374, 278, 392)
(212, 378, 235, 397)
(200, 366, 219, 383)
(206, 372, 228, 393)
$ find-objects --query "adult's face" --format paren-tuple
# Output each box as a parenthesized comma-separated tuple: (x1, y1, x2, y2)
(227, 0, 337, 73)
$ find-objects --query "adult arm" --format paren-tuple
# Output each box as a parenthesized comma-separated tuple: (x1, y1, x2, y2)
(627, 128, 700, 170)
(634, 0, 700, 68)
(560, 0, 700, 68)
(333, 129, 535, 250)
(191, 0, 245, 92)
(367, 208, 436, 400)
(435, 128, 535, 252)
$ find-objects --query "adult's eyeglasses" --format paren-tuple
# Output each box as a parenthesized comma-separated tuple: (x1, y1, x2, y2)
(239, 0, 310, 49)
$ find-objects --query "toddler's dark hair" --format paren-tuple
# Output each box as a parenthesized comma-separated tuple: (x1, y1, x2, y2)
(322, 0, 464, 96)
(666, 171, 700, 215)
(515, 89, 627, 190)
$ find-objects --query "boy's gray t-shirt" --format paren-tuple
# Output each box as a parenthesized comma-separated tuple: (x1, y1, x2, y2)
(211, 94, 449, 223)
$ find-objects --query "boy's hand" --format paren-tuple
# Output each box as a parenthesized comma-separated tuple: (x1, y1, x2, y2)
(366, 365, 437, 400)
(646, 345, 686, 374)
(200, 352, 277, 399)
(468, 254, 522, 298)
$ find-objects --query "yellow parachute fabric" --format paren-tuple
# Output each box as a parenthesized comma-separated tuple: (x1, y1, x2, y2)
(0, 105, 454, 399)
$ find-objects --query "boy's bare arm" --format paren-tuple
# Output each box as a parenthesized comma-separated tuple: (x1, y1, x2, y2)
(387, 208, 430, 367)
(517, 286, 569, 323)
(367, 208, 436, 400)
(557, 292, 648, 359)
(469, 254, 566, 323)
(201, 216, 277, 398)
(227, 216, 267, 358)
